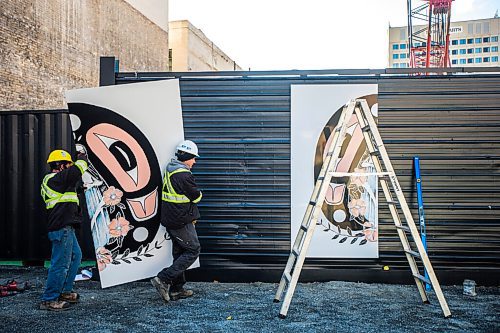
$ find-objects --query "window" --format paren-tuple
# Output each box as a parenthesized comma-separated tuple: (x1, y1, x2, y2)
(483, 57, 490, 63)
(483, 22, 490, 34)
(468, 23, 474, 34)
(451, 40, 458, 45)
(492, 46, 498, 52)
(414, 42, 421, 47)
(392, 63, 399, 68)
(492, 36, 499, 42)
(392, 44, 399, 50)
(421, 42, 427, 47)
(475, 38, 482, 43)
(475, 23, 481, 34)
(475, 48, 482, 53)
(393, 54, 399, 59)
(451, 59, 457, 65)
(492, 56, 499, 62)
(483, 47, 490, 53)
(459, 39, 466, 45)
(400, 43, 407, 49)
(459, 49, 466, 55)
(459, 59, 466, 64)
(400, 63, 407, 68)
(467, 48, 473, 54)
(467, 38, 474, 44)
(400, 53, 407, 59)
(483, 37, 490, 43)
(451, 49, 458, 55)
(467, 58, 473, 64)
(475, 58, 482, 63)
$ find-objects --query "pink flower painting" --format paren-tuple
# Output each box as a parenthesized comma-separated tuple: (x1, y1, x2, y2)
(96, 247, 112, 271)
(103, 186, 123, 206)
(348, 198, 367, 218)
(108, 217, 133, 238)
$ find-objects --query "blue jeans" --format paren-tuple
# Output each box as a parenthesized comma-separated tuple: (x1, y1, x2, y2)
(42, 225, 82, 301)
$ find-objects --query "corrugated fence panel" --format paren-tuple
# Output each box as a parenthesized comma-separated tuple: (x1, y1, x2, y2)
(2, 71, 499, 285)
(0, 110, 94, 261)
(118, 73, 500, 284)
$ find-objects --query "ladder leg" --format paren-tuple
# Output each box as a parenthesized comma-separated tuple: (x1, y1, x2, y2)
(275, 101, 357, 317)
(353, 104, 430, 303)
(357, 99, 451, 317)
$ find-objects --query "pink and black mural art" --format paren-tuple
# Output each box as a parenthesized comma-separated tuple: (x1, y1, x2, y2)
(291, 84, 379, 258)
(66, 80, 191, 287)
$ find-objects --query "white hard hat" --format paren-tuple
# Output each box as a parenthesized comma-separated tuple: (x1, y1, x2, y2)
(176, 140, 199, 157)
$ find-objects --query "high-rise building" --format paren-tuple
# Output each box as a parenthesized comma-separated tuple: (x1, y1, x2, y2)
(388, 17, 499, 68)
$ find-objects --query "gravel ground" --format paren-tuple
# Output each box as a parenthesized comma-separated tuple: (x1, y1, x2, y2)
(0, 266, 498, 333)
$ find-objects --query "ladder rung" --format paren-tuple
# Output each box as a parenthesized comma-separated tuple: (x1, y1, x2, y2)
(387, 200, 398, 205)
(396, 225, 410, 232)
(413, 273, 431, 285)
(379, 175, 390, 181)
(405, 249, 421, 258)
(300, 225, 308, 232)
(309, 200, 317, 206)
(317, 176, 325, 181)
(370, 151, 381, 157)
(284, 271, 292, 283)
(361, 125, 371, 132)
(291, 248, 300, 257)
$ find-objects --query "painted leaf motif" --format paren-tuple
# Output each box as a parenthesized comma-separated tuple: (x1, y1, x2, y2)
(359, 239, 368, 246)
(339, 237, 347, 243)
(332, 234, 340, 240)
(351, 238, 357, 244)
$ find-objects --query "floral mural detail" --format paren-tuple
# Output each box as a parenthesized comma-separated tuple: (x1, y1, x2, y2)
(103, 186, 123, 206)
(348, 198, 367, 218)
(96, 247, 112, 271)
(109, 216, 133, 238)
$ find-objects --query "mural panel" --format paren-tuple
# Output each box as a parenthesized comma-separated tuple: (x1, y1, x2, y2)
(291, 84, 379, 258)
(66, 80, 192, 287)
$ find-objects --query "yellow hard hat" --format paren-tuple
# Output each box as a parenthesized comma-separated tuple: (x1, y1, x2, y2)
(47, 149, 73, 163)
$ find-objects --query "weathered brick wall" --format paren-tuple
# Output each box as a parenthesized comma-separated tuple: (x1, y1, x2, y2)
(0, 0, 169, 110)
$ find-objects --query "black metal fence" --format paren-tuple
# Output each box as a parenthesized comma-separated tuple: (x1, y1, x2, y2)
(1, 65, 499, 285)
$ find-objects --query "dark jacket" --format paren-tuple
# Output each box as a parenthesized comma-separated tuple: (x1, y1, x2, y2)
(43, 160, 86, 232)
(161, 159, 202, 229)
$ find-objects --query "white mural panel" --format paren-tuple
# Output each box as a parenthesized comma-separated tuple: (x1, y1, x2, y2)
(291, 84, 379, 258)
(66, 80, 198, 287)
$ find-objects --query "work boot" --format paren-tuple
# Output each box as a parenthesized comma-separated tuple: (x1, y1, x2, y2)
(39, 300, 71, 312)
(151, 276, 170, 302)
(59, 292, 79, 303)
(169, 288, 194, 301)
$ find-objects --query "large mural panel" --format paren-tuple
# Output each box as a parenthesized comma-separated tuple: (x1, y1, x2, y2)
(291, 84, 379, 258)
(65, 80, 193, 287)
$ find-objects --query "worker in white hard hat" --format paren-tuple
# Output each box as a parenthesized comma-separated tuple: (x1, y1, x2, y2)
(40, 149, 88, 311)
(151, 140, 202, 303)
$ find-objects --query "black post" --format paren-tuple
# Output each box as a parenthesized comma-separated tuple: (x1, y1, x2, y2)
(99, 56, 116, 86)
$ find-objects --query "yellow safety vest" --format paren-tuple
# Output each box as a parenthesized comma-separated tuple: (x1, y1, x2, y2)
(40, 160, 88, 209)
(162, 168, 202, 204)
(41, 173, 79, 209)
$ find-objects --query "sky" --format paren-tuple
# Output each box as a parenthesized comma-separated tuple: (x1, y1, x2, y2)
(169, 0, 499, 70)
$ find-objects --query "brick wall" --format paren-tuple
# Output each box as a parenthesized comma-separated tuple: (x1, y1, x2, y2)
(0, 0, 169, 110)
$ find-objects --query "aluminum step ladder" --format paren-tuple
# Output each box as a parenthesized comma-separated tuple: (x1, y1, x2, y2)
(273, 99, 451, 319)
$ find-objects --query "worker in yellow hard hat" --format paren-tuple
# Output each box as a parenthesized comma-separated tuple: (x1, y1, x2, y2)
(39, 149, 88, 311)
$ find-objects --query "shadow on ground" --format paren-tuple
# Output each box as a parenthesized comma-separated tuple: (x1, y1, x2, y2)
(0, 266, 498, 333)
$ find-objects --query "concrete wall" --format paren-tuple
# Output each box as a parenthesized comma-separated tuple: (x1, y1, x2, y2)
(169, 20, 242, 72)
(0, 0, 169, 110)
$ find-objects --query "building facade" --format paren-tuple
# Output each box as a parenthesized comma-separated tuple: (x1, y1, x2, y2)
(169, 20, 242, 72)
(0, 0, 169, 110)
(388, 17, 499, 68)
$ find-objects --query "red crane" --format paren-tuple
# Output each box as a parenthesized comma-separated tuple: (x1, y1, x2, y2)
(407, 0, 453, 68)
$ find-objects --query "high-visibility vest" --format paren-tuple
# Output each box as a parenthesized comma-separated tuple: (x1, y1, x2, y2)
(162, 168, 202, 204)
(40, 173, 79, 209)
(40, 160, 87, 209)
